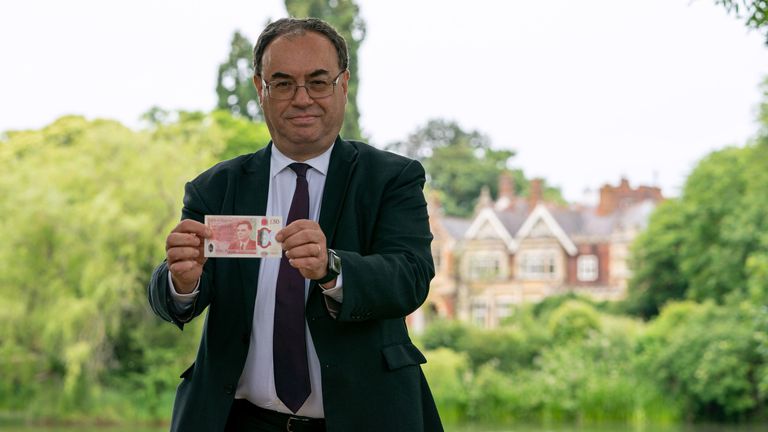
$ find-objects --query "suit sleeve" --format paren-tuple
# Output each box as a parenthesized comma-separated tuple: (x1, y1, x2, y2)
(147, 181, 217, 330)
(334, 159, 435, 322)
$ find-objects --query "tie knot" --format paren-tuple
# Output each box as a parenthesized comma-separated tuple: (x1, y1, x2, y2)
(289, 163, 309, 179)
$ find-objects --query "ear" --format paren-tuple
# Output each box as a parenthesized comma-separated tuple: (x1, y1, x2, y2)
(253, 76, 265, 105)
(340, 70, 350, 98)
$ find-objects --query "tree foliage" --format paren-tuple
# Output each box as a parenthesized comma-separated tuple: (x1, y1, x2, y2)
(387, 118, 562, 217)
(627, 80, 768, 315)
(0, 112, 268, 420)
(624, 199, 690, 318)
(420, 301, 682, 424)
(216, 31, 262, 121)
(422, 298, 768, 424)
(715, 0, 768, 43)
(637, 301, 768, 420)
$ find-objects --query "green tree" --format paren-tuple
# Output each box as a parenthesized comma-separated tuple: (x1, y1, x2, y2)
(638, 301, 768, 420)
(0, 111, 267, 420)
(547, 300, 601, 343)
(285, 0, 366, 140)
(627, 79, 768, 312)
(143, 108, 271, 161)
(715, 0, 768, 43)
(388, 119, 512, 217)
(216, 31, 262, 121)
(388, 118, 562, 217)
(629, 144, 768, 307)
(624, 199, 689, 318)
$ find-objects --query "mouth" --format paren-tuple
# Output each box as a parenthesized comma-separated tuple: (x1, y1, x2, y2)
(286, 113, 320, 126)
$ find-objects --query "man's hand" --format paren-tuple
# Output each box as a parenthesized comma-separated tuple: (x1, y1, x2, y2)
(166, 219, 212, 294)
(276, 220, 329, 281)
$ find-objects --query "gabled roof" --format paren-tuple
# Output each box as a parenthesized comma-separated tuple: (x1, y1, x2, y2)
(442, 216, 472, 239)
(462, 194, 659, 255)
(464, 207, 518, 252)
(516, 204, 578, 255)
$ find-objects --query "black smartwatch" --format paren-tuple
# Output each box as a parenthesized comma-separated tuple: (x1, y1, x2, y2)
(315, 248, 341, 285)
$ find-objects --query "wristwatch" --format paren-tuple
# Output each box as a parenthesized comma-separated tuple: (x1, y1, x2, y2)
(315, 248, 341, 285)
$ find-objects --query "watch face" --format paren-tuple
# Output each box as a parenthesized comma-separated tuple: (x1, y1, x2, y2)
(328, 249, 341, 274)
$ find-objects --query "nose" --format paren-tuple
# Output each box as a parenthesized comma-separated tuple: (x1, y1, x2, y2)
(291, 85, 314, 106)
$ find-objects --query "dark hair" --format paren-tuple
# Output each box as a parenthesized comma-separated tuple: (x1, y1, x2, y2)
(253, 17, 349, 77)
(236, 220, 253, 230)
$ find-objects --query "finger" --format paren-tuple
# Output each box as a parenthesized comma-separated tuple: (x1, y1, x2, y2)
(169, 260, 203, 285)
(167, 246, 200, 264)
(280, 228, 325, 251)
(285, 243, 324, 260)
(172, 219, 213, 238)
(276, 219, 318, 242)
(287, 256, 325, 275)
(166, 232, 202, 250)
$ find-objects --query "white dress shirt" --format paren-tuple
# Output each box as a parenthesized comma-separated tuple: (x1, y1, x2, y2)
(169, 143, 342, 418)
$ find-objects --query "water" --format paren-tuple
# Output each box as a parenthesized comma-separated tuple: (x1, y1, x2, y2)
(1, 424, 766, 432)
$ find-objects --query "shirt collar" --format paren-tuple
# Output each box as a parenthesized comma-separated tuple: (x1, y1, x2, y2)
(270, 142, 334, 178)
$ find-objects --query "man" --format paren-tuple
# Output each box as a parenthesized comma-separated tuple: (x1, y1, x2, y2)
(147, 17, 442, 432)
(229, 220, 258, 251)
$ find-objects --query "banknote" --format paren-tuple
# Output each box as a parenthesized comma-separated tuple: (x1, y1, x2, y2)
(204, 215, 283, 258)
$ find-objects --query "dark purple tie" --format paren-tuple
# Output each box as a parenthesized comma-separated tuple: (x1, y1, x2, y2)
(274, 163, 311, 413)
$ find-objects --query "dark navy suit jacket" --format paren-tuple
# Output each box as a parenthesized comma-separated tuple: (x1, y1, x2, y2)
(148, 138, 443, 431)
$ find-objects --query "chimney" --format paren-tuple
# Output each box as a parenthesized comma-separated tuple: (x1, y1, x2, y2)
(475, 186, 493, 214)
(596, 177, 664, 216)
(619, 177, 630, 191)
(495, 171, 515, 210)
(498, 171, 515, 200)
(528, 178, 543, 210)
(597, 183, 616, 216)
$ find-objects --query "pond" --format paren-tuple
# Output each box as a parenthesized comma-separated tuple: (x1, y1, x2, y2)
(2, 424, 767, 432)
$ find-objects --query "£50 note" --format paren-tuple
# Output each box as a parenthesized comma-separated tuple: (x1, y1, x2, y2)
(204, 215, 283, 258)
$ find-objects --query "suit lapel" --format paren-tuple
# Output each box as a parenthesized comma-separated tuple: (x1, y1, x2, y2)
(236, 144, 272, 326)
(314, 138, 358, 297)
(319, 138, 358, 246)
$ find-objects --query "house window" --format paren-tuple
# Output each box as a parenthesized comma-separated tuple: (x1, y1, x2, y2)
(577, 254, 599, 282)
(495, 299, 514, 324)
(472, 301, 488, 327)
(518, 251, 557, 280)
(468, 253, 502, 281)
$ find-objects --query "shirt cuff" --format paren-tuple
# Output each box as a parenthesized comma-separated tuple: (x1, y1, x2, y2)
(168, 270, 200, 312)
(320, 271, 343, 318)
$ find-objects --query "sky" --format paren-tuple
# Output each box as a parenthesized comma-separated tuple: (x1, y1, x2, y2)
(2, 0, 767, 202)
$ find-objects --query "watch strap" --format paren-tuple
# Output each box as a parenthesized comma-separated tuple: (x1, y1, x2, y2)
(314, 249, 340, 284)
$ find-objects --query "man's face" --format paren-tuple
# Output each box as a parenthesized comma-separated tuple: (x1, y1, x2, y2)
(255, 31, 348, 161)
(236, 224, 251, 242)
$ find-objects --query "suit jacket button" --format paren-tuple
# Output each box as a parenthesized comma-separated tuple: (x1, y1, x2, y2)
(224, 385, 234, 395)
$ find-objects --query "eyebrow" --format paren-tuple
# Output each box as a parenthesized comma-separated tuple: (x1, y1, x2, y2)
(268, 69, 331, 80)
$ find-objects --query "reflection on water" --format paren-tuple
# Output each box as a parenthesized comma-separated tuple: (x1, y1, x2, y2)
(447, 424, 768, 432)
(0, 429, 165, 432)
(2, 424, 767, 432)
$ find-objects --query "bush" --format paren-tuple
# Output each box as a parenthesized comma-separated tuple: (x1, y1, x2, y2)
(423, 348, 470, 424)
(638, 300, 768, 420)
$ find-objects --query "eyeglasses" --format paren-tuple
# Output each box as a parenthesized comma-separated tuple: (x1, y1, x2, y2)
(262, 70, 346, 101)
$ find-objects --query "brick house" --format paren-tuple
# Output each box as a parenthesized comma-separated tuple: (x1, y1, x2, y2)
(409, 175, 662, 330)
